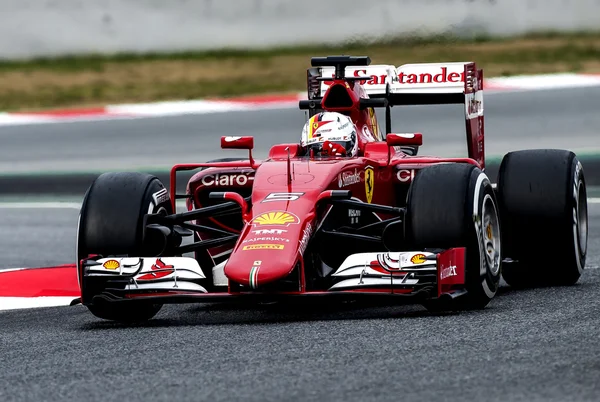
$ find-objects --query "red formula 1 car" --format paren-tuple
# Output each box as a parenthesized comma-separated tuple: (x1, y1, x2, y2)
(77, 56, 588, 322)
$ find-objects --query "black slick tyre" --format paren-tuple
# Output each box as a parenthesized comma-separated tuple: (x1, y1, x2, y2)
(497, 149, 587, 287)
(405, 163, 502, 311)
(77, 172, 173, 322)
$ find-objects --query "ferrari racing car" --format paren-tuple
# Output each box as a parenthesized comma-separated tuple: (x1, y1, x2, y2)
(76, 56, 588, 322)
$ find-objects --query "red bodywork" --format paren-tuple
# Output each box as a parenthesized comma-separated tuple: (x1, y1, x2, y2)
(163, 61, 484, 300)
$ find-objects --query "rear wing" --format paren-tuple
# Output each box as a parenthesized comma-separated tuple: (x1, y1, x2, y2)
(312, 62, 480, 102)
(306, 57, 485, 168)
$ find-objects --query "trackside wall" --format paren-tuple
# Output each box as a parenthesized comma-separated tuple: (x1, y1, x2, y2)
(1, 0, 599, 60)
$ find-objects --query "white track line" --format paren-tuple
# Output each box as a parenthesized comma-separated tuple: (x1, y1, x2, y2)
(0, 202, 81, 209)
(0, 200, 193, 210)
(0, 267, 28, 273)
(0, 76, 599, 128)
(0, 297, 77, 311)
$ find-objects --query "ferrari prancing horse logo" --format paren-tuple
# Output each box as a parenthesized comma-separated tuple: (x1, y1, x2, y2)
(365, 166, 374, 203)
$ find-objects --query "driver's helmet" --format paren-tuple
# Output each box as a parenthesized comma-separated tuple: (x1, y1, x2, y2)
(301, 112, 358, 157)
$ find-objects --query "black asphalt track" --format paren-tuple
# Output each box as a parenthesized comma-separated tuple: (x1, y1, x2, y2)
(1, 86, 600, 401)
(0, 203, 599, 402)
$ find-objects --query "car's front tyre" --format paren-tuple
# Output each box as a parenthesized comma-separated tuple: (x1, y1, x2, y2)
(77, 172, 173, 322)
(405, 163, 502, 311)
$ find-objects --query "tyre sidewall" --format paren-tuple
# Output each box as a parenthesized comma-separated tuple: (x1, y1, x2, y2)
(464, 169, 502, 305)
(567, 157, 587, 279)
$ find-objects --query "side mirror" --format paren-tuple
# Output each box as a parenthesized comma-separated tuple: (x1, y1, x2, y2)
(386, 133, 423, 147)
(220, 136, 254, 150)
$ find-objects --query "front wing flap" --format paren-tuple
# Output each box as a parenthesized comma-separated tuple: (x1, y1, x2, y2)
(83, 256, 208, 294)
(330, 248, 466, 298)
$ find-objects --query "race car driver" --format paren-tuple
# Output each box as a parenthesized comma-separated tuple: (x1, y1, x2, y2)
(300, 112, 358, 157)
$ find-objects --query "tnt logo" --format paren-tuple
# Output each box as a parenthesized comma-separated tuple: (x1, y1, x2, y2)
(253, 229, 287, 235)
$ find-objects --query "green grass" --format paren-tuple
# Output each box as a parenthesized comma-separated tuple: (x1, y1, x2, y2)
(1, 31, 600, 111)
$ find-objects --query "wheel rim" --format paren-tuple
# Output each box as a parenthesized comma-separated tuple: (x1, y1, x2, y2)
(576, 181, 588, 255)
(481, 194, 501, 276)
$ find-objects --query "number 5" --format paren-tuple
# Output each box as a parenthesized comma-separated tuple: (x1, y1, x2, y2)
(262, 192, 305, 203)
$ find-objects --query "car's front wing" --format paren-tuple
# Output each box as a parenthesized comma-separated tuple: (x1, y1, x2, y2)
(80, 247, 466, 305)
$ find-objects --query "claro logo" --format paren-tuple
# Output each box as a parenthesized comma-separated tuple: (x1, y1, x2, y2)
(201, 172, 254, 186)
(396, 169, 415, 183)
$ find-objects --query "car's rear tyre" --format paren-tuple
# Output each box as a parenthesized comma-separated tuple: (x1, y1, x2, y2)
(497, 149, 587, 288)
(405, 163, 502, 311)
(77, 172, 173, 322)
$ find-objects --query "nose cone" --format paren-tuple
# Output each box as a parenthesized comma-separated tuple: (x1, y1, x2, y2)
(225, 250, 299, 289)
(224, 210, 305, 289)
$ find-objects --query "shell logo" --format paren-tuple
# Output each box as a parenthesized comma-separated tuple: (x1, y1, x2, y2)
(410, 254, 426, 264)
(251, 211, 300, 227)
(102, 259, 120, 270)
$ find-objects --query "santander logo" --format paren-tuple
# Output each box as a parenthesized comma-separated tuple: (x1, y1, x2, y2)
(322, 69, 388, 86)
(323, 67, 466, 86)
(398, 67, 465, 84)
(338, 169, 361, 187)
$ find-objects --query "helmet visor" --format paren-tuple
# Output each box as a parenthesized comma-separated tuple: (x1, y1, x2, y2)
(307, 140, 354, 157)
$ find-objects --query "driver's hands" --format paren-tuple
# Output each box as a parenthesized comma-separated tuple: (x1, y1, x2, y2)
(322, 141, 347, 156)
